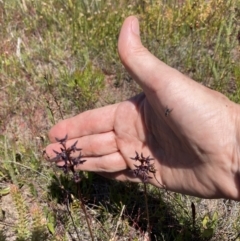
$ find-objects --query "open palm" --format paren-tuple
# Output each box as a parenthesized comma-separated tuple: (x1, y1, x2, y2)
(46, 16, 240, 200)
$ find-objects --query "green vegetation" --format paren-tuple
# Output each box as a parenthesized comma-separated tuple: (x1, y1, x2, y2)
(0, 0, 239, 240)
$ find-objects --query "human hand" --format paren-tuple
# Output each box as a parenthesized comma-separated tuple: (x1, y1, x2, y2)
(46, 16, 240, 200)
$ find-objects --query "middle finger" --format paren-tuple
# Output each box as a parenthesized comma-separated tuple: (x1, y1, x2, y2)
(46, 131, 117, 159)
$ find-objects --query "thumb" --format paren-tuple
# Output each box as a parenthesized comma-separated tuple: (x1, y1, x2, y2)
(117, 16, 221, 116)
(118, 16, 184, 95)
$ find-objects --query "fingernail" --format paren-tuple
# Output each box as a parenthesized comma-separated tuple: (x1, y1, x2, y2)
(131, 17, 139, 36)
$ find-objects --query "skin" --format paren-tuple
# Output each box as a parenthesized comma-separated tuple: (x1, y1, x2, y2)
(46, 16, 240, 200)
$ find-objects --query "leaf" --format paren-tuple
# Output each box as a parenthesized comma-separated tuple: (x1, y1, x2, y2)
(0, 171, 6, 178)
(0, 186, 10, 196)
(47, 222, 55, 234)
(47, 212, 55, 234)
(202, 215, 209, 229)
(211, 211, 218, 229)
(212, 211, 218, 221)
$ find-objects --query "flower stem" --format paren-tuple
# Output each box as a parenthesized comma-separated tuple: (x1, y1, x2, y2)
(77, 183, 94, 241)
(144, 183, 151, 241)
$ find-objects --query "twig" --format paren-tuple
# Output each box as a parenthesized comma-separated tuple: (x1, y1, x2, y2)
(64, 189, 82, 241)
(112, 204, 126, 241)
(44, 77, 64, 120)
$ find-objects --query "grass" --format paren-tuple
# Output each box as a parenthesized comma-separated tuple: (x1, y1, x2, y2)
(0, 0, 240, 240)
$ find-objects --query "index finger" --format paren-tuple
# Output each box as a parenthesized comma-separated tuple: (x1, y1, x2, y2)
(48, 103, 119, 143)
